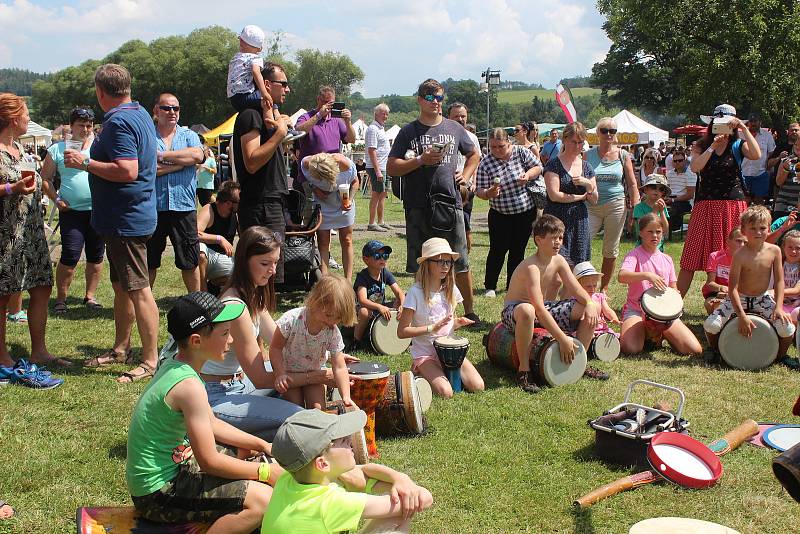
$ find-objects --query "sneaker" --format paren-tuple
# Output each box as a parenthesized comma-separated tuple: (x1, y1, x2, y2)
(0, 364, 13, 386)
(517, 371, 540, 394)
(484, 289, 497, 298)
(283, 129, 306, 144)
(463, 312, 481, 325)
(378, 222, 392, 230)
(328, 257, 341, 270)
(779, 356, 800, 370)
(367, 224, 388, 232)
(9, 359, 63, 390)
(583, 365, 610, 381)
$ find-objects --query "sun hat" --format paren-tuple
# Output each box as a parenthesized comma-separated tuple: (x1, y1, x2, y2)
(417, 237, 460, 264)
(700, 103, 736, 125)
(239, 25, 265, 49)
(640, 173, 672, 196)
(167, 292, 245, 341)
(272, 409, 367, 472)
(573, 261, 601, 280)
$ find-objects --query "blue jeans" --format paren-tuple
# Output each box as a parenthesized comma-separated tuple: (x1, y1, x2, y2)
(205, 376, 302, 441)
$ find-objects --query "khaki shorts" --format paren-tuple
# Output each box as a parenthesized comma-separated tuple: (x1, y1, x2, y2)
(103, 234, 151, 292)
(587, 197, 627, 259)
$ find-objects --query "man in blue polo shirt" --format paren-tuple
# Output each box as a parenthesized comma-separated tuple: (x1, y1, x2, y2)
(541, 128, 562, 165)
(148, 93, 204, 292)
(64, 63, 161, 383)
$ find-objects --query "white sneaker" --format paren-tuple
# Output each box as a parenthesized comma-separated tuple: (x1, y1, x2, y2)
(367, 224, 388, 232)
(328, 257, 341, 269)
(484, 289, 497, 298)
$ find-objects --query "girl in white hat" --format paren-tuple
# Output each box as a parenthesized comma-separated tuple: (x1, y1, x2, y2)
(397, 238, 485, 397)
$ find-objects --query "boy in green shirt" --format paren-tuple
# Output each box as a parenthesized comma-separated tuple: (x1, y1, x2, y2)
(126, 292, 283, 533)
(263, 409, 433, 533)
(633, 173, 671, 251)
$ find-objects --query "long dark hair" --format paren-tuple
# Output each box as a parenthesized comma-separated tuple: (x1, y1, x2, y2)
(698, 118, 739, 151)
(224, 227, 281, 314)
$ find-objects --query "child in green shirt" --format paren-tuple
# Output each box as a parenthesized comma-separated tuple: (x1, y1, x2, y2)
(633, 173, 671, 251)
(126, 292, 283, 533)
(263, 409, 433, 533)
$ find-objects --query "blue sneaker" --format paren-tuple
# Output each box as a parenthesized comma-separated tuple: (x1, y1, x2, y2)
(10, 359, 63, 390)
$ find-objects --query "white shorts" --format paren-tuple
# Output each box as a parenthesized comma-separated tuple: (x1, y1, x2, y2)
(704, 292, 795, 338)
(200, 243, 234, 281)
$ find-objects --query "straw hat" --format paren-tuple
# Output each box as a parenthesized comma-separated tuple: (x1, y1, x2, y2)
(417, 237, 460, 264)
(700, 103, 737, 125)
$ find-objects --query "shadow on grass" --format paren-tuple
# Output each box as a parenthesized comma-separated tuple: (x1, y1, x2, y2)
(108, 442, 127, 460)
(572, 506, 596, 534)
(47, 295, 115, 321)
(473, 358, 514, 390)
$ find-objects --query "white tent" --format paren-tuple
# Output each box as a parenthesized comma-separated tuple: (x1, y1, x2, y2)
(587, 109, 668, 146)
(386, 124, 401, 142)
(19, 120, 52, 147)
(351, 118, 367, 141)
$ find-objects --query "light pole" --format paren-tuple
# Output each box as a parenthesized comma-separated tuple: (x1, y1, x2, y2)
(480, 68, 501, 136)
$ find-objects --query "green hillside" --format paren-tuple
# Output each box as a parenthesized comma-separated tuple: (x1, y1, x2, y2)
(497, 87, 603, 104)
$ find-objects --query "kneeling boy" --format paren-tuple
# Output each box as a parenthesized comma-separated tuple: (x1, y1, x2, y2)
(126, 292, 281, 533)
(502, 215, 606, 394)
(264, 409, 433, 533)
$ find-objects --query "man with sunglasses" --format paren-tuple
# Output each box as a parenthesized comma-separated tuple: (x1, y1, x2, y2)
(147, 93, 204, 293)
(387, 78, 482, 323)
(665, 149, 697, 234)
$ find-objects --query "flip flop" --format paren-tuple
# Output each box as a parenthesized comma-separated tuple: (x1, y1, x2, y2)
(117, 361, 155, 383)
(0, 500, 14, 520)
(83, 297, 103, 310)
(85, 348, 132, 368)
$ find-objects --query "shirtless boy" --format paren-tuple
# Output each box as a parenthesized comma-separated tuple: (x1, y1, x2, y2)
(502, 214, 606, 393)
(704, 205, 795, 358)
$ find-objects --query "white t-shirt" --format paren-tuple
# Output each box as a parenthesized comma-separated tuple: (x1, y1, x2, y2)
(364, 121, 390, 171)
(226, 52, 264, 98)
(741, 128, 776, 176)
(402, 283, 463, 359)
(665, 168, 697, 200)
(456, 131, 480, 175)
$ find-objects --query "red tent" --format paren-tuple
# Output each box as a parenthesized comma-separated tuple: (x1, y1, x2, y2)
(673, 124, 707, 136)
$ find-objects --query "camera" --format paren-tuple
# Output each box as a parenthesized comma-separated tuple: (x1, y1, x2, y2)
(330, 102, 345, 118)
(711, 121, 733, 135)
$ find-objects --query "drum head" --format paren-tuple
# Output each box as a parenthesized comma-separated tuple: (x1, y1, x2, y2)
(629, 517, 740, 534)
(400, 371, 425, 434)
(640, 287, 684, 322)
(647, 432, 722, 489)
(352, 428, 370, 465)
(370, 311, 411, 355)
(718, 314, 778, 370)
(347, 361, 390, 379)
(591, 333, 620, 362)
(415, 376, 432, 413)
(540, 338, 587, 386)
(762, 424, 800, 452)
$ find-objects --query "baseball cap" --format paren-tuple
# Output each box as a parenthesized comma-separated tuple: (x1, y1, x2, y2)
(362, 240, 392, 256)
(573, 261, 601, 280)
(167, 292, 245, 341)
(272, 409, 367, 472)
(239, 25, 265, 49)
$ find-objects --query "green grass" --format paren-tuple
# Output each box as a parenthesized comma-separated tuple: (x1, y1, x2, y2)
(1, 195, 798, 533)
(496, 88, 605, 105)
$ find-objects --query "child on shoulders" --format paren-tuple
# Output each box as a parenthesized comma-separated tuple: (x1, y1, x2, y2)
(227, 25, 274, 121)
(263, 409, 433, 533)
(702, 228, 747, 314)
(502, 215, 607, 394)
(397, 238, 484, 398)
(352, 240, 405, 350)
(633, 174, 670, 251)
(704, 205, 795, 360)
(270, 275, 356, 409)
(619, 212, 702, 356)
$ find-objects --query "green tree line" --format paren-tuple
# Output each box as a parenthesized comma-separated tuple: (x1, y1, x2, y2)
(0, 68, 50, 96)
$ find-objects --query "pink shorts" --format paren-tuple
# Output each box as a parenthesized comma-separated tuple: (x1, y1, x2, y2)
(411, 355, 442, 374)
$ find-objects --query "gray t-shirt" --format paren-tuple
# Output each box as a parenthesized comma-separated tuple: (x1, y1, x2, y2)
(388, 118, 476, 209)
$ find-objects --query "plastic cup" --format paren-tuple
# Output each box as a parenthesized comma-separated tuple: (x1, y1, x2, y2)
(19, 161, 37, 180)
(65, 139, 83, 152)
(339, 184, 351, 210)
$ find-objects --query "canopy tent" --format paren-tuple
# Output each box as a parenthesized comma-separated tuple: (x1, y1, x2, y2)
(351, 118, 367, 141)
(587, 109, 668, 146)
(203, 114, 237, 146)
(19, 120, 52, 147)
(386, 124, 401, 142)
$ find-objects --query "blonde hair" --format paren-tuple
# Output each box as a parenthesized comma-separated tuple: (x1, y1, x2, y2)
(643, 148, 660, 166)
(415, 258, 457, 308)
(306, 153, 339, 186)
(595, 117, 618, 143)
(305, 274, 357, 327)
(739, 204, 771, 229)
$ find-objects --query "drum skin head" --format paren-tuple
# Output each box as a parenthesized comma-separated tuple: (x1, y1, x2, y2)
(415, 376, 432, 413)
(629, 517, 740, 534)
(591, 332, 620, 362)
(718, 314, 778, 370)
(400, 371, 425, 434)
(347, 361, 390, 378)
(762, 424, 800, 452)
(539, 338, 587, 386)
(640, 287, 684, 322)
(646, 432, 722, 489)
(370, 310, 411, 355)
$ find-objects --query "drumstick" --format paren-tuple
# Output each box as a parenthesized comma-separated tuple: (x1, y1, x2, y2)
(574, 419, 759, 509)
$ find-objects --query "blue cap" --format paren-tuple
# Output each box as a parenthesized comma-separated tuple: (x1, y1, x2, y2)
(362, 240, 392, 256)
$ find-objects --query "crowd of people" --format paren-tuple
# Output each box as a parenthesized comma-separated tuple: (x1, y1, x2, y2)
(3, 22, 800, 531)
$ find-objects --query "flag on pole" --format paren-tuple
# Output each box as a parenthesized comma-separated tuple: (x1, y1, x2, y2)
(555, 84, 577, 123)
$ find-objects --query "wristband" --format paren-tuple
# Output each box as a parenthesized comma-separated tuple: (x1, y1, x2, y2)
(315, 112, 322, 121)
(426, 324, 433, 333)
(216, 235, 222, 244)
(704, 147, 713, 155)
(258, 462, 270, 483)
(415, 155, 423, 165)
(4, 183, 11, 196)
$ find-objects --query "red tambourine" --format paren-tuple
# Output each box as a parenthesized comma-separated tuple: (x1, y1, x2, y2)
(647, 432, 723, 489)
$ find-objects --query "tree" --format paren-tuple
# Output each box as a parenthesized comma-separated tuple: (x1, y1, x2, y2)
(0, 68, 51, 96)
(592, 0, 800, 134)
(284, 49, 364, 112)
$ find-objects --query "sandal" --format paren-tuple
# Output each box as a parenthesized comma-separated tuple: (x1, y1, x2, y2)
(85, 348, 133, 368)
(6, 310, 27, 323)
(53, 301, 67, 315)
(0, 500, 14, 520)
(117, 361, 155, 383)
(83, 297, 103, 310)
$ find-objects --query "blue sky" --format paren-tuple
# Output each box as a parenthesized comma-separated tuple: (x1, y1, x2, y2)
(0, 0, 611, 97)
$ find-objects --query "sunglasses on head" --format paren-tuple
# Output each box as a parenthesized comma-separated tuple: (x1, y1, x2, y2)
(158, 105, 180, 112)
(269, 79, 290, 88)
(423, 94, 445, 103)
(599, 128, 617, 135)
(72, 108, 94, 120)
(370, 252, 390, 260)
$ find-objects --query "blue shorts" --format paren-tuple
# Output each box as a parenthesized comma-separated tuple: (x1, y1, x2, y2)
(743, 171, 770, 197)
(59, 209, 105, 267)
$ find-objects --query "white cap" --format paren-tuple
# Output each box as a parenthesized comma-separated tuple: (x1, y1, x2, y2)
(239, 25, 265, 49)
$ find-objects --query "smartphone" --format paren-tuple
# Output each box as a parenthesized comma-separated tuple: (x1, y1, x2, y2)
(712, 121, 733, 135)
(330, 102, 345, 118)
(431, 141, 451, 154)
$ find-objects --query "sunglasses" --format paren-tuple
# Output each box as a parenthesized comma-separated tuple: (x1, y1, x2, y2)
(673, 158, 686, 163)
(430, 259, 453, 267)
(514, 128, 524, 133)
(158, 105, 180, 112)
(269, 79, 290, 88)
(72, 108, 95, 120)
(370, 252, 390, 260)
(423, 94, 445, 103)
(599, 128, 617, 135)
(644, 156, 655, 160)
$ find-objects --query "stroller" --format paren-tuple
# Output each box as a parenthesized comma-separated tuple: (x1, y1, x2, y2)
(280, 189, 323, 290)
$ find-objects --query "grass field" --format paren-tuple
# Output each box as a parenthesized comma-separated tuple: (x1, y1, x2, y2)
(496, 87, 604, 105)
(1, 194, 798, 533)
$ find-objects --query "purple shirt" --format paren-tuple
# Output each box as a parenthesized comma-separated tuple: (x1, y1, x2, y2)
(294, 108, 348, 186)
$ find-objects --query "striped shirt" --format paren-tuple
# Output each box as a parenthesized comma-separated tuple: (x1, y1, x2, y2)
(476, 145, 541, 214)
